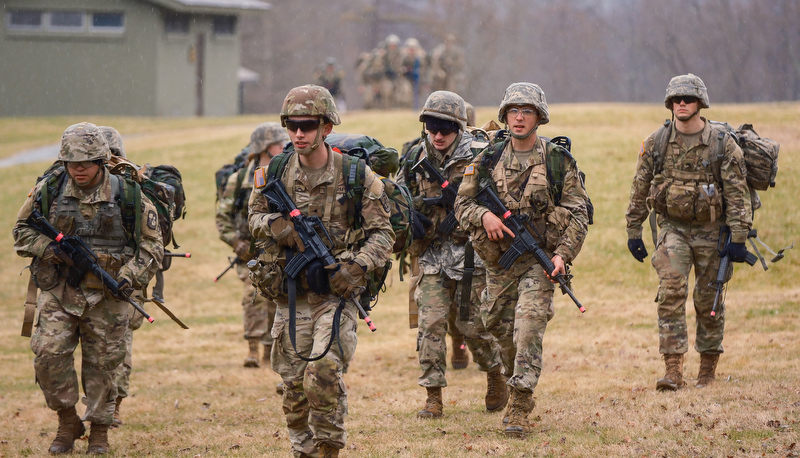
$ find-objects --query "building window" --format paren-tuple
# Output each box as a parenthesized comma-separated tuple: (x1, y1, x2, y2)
(91, 12, 125, 32)
(213, 15, 236, 35)
(49, 11, 85, 31)
(165, 13, 189, 34)
(7, 9, 44, 30)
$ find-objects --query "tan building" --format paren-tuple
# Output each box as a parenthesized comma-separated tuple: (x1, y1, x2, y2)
(0, 0, 269, 116)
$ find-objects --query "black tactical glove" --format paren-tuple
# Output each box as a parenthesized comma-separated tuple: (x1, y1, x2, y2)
(410, 210, 433, 240)
(627, 238, 648, 262)
(727, 242, 748, 263)
(269, 216, 305, 252)
(325, 261, 367, 298)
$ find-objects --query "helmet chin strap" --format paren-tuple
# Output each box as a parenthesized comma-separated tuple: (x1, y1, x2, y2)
(507, 120, 539, 140)
(295, 125, 326, 156)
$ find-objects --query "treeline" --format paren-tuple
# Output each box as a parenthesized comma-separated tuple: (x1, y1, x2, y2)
(241, 0, 800, 112)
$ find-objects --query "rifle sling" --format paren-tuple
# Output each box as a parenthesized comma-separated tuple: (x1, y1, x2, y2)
(458, 241, 474, 322)
(21, 272, 38, 338)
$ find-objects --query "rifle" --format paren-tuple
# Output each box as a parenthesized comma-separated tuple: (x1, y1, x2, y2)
(476, 186, 586, 313)
(25, 209, 154, 323)
(410, 157, 459, 234)
(263, 178, 377, 330)
(213, 256, 241, 282)
(165, 252, 191, 258)
(710, 226, 758, 317)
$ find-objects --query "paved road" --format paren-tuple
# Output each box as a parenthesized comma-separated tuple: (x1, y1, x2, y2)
(0, 144, 59, 168)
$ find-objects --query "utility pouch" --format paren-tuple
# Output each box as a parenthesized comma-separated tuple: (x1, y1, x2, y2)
(545, 207, 571, 252)
(249, 261, 287, 300)
(85, 253, 123, 290)
(695, 183, 723, 223)
(665, 181, 696, 222)
(31, 257, 59, 291)
(470, 228, 503, 265)
(647, 174, 668, 215)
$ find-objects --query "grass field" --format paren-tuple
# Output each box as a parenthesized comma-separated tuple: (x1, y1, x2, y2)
(0, 104, 798, 457)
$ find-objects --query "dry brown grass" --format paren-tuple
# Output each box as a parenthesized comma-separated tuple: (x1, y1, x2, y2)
(0, 104, 798, 457)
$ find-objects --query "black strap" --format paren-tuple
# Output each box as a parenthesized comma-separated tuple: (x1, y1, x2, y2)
(458, 241, 474, 322)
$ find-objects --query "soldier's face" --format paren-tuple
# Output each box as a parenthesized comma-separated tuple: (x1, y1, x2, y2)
(426, 128, 457, 152)
(505, 105, 540, 136)
(66, 160, 103, 188)
(672, 97, 699, 121)
(285, 116, 331, 156)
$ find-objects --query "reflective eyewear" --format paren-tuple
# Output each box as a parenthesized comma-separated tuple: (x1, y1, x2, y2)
(507, 107, 536, 117)
(427, 127, 455, 137)
(65, 160, 102, 170)
(672, 96, 698, 105)
(285, 119, 321, 133)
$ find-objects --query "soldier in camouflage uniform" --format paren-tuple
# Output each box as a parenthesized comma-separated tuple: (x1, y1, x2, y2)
(13, 122, 163, 454)
(455, 83, 590, 437)
(248, 85, 394, 458)
(625, 74, 752, 391)
(401, 91, 505, 419)
(314, 57, 346, 111)
(216, 122, 288, 368)
(430, 34, 465, 94)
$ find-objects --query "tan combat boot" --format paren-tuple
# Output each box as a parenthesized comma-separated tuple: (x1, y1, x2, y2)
(86, 423, 110, 455)
(110, 397, 123, 428)
(696, 353, 720, 388)
(318, 442, 340, 458)
(244, 340, 260, 368)
(656, 354, 685, 391)
(504, 388, 535, 438)
(485, 367, 509, 412)
(48, 406, 86, 454)
(262, 343, 272, 365)
(417, 387, 443, 419)
(451, 336, 469, 369)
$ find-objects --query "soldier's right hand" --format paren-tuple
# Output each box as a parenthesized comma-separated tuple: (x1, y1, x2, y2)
(116, 278, 135, 299)
(410, 210, 432, 240)
(41, 242, 73, 265)
(481, 211, 515, 242)
(233, 239, 253, 261)
(627, 238, 648, 262)
(269, 216, 306, 252)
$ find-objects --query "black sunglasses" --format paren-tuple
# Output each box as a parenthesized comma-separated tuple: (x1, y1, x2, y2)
(672, 96, 698, 105)
(285, 119, 321, 133)
(427, 127, 455, 136)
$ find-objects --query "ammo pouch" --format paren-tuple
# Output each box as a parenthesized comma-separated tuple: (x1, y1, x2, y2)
(85, 253, 124, 290)
(545, 207, 571, 252)
(470, 226, 508, 265)
(650, 170, 723, 224)
(30, 257, 60, 291)
(250, 261, 287, 300)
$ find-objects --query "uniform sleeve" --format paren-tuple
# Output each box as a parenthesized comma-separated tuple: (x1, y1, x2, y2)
(215, 172, 239, 247)
(454, 152, 490, 231)
(248, 167, 284, 240)
(353, 166, 395, 272)
(625, 134, 657, 239)
(118, 194, 164, 288)
(553, 159, 590, 264)
(720, 136, 753, 242)
(12, 181, 53, 259)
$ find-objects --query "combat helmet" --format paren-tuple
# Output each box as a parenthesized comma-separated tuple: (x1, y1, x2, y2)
(98, 126, 126, 158)
(419, 90, 468, 131)
(497, 82, 549, 125)
(280, 84, 341, 126)
(58, 122, 110, 162)
(250, 122, 289, 156)
(664, 73, 709, 109)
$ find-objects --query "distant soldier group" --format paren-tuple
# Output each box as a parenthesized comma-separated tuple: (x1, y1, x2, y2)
(356, 34, 465, 110)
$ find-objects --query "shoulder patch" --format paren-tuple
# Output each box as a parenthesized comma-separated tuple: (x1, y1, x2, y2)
(28, 186, 34, 197)
(464, 164, 475, 176)
(146, 209, 158, 230)
(639, 141, 645, 156)
(254, 167, 267, 188)
(379, 192, 391, 213)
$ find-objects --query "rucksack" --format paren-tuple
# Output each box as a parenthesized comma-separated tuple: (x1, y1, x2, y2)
(215, 146, 250, 202)
(476, 130, 594, 225)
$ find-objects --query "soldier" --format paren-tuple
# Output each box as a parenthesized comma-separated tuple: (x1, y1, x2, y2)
(430, 34, 465, 93)
(455, 83, 590, 437)
(625, 74, 752, 390)
(402, 91, 506, 419)
(379, 34, 405, 109)
(248, 85, 394, 457)
(399, 37, 427, 109)
(13, 122, 163, 454)
(313, 57, 346, 111)
(216, 122, 288, 368)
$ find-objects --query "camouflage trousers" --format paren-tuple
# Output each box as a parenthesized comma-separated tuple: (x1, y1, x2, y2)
(415, 271, 501, 387)
(271, 293, 358, 456)
(237, 263, 275, 345)
(116, 299, 145, 399)
(652, 222, 728, 355)
(31, 289, 129, 425)
(482, 264, 555, 393)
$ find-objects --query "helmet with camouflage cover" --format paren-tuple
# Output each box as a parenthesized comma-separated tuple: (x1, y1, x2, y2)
(98, 126, 126, 158)
(386, 34, 401, 46)
(280, 84, 341, 126)
(464, 101, 476, 127)
(58, 122, 110, 162)
(497, 82, 549, 125)
(250, 122, 289, 156)
(419, 90, 468, 131)
(664, 73, 709, 109)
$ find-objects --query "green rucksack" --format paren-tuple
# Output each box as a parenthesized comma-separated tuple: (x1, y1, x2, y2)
(215, 145, 251, 202)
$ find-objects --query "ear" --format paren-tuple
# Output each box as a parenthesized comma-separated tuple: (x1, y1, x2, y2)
(322, 122, 334, 136)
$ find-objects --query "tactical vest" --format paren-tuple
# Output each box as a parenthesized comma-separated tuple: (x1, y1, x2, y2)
(648, 122, 725, 224)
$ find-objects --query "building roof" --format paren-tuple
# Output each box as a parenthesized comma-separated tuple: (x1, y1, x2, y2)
(143, 0, 271, 14)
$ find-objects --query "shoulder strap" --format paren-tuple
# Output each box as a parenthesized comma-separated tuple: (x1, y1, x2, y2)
(545, 140, 577, 207)
(338, 154, 367, 230)
(402, 143, 424, 187)
(652, 120, 672, 175)
(114, 174, 143, 251)
(38, 169, 67, 218)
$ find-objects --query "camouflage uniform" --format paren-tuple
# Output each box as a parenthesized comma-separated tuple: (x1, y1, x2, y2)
(13, 123, 162, 451)
(430, 34, 465, 94)
(216, 124, 288, 362)
(626, 74, 752, 360)
(249, 86, 394, 456)
(455, 83, 589, 435)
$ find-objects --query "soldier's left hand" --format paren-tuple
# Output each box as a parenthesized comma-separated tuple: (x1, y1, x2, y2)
(727, 242, 748, 263)
(325, 261, 367, 298)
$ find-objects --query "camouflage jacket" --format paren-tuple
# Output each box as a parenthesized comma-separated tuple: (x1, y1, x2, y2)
(13, 170, 163, 316)
(248, 146, 394, 273)
(400, 132, 484, 278)
(455, 136, 590, 267)
(215, 159, 258, 247)
(625, 118, 752, 243)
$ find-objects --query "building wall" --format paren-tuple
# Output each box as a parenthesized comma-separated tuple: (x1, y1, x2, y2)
(0, 0, 160, 116)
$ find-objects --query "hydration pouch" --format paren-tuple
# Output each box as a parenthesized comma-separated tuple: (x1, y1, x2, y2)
(694, 183, 723, 223)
